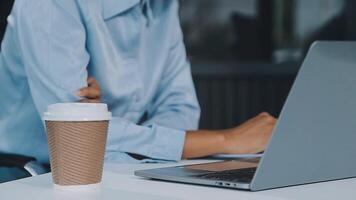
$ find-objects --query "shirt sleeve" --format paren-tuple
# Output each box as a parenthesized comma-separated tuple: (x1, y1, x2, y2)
(106, 2, 199, 163)
(142, 1, 201, 131)
(13, 0, 194, 163)
(105, 117, 186, 162)
(14, 0, 89, 115)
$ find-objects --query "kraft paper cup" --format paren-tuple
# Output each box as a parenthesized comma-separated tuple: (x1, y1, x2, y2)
(43, 103, 111, 186)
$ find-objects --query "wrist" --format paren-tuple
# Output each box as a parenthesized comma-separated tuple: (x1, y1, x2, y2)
(213, 130, 228, 154)
(183, 130, 229, 158)
(213, 129, 234, 154)
(220, 128, 245, 154)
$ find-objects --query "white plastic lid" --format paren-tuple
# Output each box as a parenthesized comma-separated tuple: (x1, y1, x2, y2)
(43, 103, 111, 121)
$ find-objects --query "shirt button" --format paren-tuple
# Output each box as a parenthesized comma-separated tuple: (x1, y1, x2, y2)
(7, 15, 14, 26)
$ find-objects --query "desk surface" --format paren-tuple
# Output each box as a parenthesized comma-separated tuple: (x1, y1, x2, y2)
(1, 160, 356, 200)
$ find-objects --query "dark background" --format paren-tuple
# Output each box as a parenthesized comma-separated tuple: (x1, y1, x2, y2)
(180, 0, 356, 129)
(0, 1, 14, 44)
(1, 0, 356, 129)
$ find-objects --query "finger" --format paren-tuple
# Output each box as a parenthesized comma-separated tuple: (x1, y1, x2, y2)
(257, 112, 276, 125)
(87, 99, 101, 103)
(232, 112, 275, 134)
(77, 87, 100, 99)
(244, 112, 273, 125)
(80, 99, 101, 103)
(87, 77, 99, 88)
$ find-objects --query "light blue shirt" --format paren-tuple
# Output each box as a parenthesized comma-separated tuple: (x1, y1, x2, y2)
(0, 0, 200, 164)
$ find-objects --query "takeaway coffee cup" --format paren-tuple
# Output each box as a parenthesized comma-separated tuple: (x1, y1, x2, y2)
(43, 103, 111, 186)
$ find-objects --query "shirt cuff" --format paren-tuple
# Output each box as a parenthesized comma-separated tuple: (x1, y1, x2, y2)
(146, 124, 186, 161)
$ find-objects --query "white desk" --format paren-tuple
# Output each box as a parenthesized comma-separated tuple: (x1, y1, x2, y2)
(1, 160, 356, 200)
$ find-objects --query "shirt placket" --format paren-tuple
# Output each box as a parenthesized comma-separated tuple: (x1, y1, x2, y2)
(140, 0, 154, 27)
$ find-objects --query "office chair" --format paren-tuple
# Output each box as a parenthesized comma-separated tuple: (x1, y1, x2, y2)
(0, 0, 48, 183)
(0, 153, 48, 177)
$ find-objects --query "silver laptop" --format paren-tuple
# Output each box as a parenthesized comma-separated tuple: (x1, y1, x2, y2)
(135, 41, 356, 191)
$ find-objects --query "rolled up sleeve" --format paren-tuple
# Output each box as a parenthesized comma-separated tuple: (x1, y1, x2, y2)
(106, 117, 185, 162)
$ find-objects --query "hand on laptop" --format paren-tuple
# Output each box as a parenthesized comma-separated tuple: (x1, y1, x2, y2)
(76, 77, 101, 103)
(183, 113, 276, 159)
(222, 112, 276, 154)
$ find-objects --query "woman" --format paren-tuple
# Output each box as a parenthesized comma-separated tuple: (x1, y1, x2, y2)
(0, 0, 276, 164)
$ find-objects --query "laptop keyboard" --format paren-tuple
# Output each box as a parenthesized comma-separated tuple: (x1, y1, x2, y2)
(192, 167, 256, 183)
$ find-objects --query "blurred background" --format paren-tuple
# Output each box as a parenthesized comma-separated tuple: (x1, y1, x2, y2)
(0, 0, 355, 185)
(1, 0, 356, 130)
(179, 0, 356, 129)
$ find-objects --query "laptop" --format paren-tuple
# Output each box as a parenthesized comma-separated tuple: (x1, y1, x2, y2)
(135, 41, 356, 191)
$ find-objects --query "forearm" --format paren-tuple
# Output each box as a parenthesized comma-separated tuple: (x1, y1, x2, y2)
(182, 130, 227, 159)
